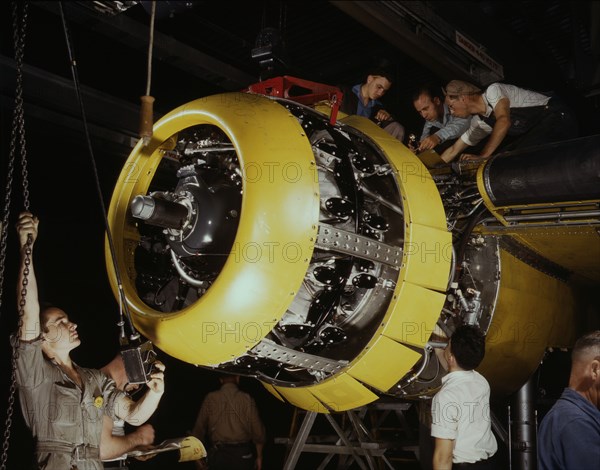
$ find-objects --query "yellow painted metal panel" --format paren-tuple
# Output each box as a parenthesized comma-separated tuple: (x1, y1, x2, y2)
(475, 161, 508, 226)
(384, 282, 448, 348)
(313, 103, 337, 117)
(399, 170, 448, 230)
(477, 225, 600, 284)
(401, 223, 452, 292)
(274, 373, 380, 413)
(106, 93, 320, 364)
(328, 116, 450, 401)
(273, 387, 329, 414)
(308, 374, 380, 412)
(340, 115, 447, 231)
(347, 335, 421, 391)
(261, 383, 285, 402)
(479, 249, 577, 395)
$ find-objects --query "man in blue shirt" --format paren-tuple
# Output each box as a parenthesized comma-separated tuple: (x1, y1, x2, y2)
(339, 68, 405, 142)
(411, 84, 470, 154)
(538, 330, 600, 469)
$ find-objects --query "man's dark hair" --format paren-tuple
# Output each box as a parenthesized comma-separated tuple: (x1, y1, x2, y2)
(450, 324, 486, 370)
(219, 373, 240, 386)
(364, 67, 394, 84)
(39, 301, 59, 333)
(572, 330, 600, 363)
(412, 83, 444, 102)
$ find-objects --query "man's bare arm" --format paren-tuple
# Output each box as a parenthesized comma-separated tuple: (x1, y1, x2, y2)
(479, 98, 511, 158)
(432, 437, 454, 470)
(374, 109, 392, 121)
(99, 415, 155, 460)
(113, 362, 165, 425)
(441, 139, 468, 163)
(16, 212, 40, 341)
(255, 442, 264, 470)
(418, 134, 441, 152)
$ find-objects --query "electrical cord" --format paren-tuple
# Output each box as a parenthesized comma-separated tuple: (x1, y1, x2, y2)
(58, 2, 138, 343)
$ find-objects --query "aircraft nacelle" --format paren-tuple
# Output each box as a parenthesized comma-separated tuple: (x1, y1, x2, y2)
(106, 88, 600, 412)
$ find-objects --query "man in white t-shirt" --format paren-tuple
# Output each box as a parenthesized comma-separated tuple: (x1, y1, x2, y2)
(440, 80, 578, 163)
(431, 325, 498, 469)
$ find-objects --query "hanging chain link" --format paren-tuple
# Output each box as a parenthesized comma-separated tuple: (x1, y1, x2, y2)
(0, 1, 30, 468)
(0, 1, 29, 307)
(0, 242, 31, 470)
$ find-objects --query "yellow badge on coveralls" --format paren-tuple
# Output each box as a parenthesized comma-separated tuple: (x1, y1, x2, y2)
(94, 396, 104, 408)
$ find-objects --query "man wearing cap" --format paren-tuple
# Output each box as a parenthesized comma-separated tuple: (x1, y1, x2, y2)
(440, 80, 578, 163)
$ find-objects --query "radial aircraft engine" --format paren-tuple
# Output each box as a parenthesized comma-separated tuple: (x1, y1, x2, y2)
(106, 86, 600, 412)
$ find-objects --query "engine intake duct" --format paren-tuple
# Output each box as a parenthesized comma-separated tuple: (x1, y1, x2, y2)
(482, 135, 600, 206)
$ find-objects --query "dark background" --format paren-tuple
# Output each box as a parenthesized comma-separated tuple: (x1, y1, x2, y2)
(1, 1, 597, 468)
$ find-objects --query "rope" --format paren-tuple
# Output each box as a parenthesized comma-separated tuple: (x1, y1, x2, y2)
(57, 2, 138, 342)
(139, 1, 156, 146)
(145, 1, 156, 97)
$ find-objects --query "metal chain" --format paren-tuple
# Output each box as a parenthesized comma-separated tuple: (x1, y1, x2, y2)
(0, 243, 31, 470)
(0, 1, 30, 468)
(0, 1, 28, 318)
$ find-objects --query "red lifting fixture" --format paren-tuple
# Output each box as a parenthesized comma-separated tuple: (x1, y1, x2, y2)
(244, 76, 344, 125)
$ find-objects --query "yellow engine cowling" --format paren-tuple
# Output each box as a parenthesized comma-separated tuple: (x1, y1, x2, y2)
(106, 92, 450, 411)
(477, 249, 578, 395)
(106, 93, 598, 410)
(472, 140, 600, 394)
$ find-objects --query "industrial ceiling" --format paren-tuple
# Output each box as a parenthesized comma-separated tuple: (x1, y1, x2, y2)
(1, 1, 599, 148)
